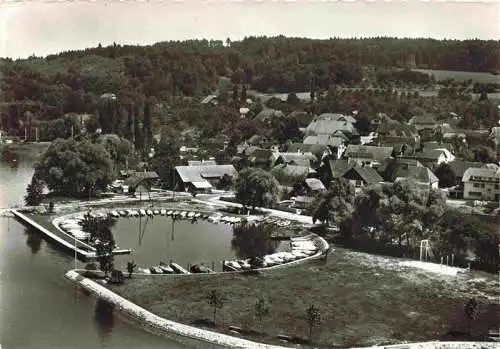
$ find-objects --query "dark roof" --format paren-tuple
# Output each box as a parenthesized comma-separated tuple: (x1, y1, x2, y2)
(377, 158, 423, 175)
(344, 145, 394, 162)
(123, 171, 159, 187)
(414, 149, 445, 161)
(448, 160, 485, 178)
(305, 178, 326, 191)
(341, 166, 384, 184)
(327, 159, 352, 179)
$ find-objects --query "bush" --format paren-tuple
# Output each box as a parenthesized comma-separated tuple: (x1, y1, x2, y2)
(109, 269, 125, 284)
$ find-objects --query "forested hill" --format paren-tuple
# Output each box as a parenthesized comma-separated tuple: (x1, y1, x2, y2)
(1, 36, 499, 139)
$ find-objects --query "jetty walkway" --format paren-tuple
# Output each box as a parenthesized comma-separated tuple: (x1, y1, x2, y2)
(10, 209, 131, 260)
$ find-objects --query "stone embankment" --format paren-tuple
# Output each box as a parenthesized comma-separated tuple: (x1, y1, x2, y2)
(65, 270, 289, 349)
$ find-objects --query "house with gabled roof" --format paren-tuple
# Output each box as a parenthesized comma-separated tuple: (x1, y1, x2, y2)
(317, 159, 351, 184)
(377, 158, 424, 182)
(270, 163, 316, 186)
(303, 135, 345, 148)
(393, 166, 439, 190)
(410, 148, 454, 168)
(409, 114, 439, 131)
(305, 114, 359, 141)
(377, 121, 421, 151)
(286, 143, 332, 161)
(174, 164, 237, 193)
(462, 167, 500, 201)
(340, 166, 384, 189)
(270, 152, 319, 168)
(343, 145, 394, 169)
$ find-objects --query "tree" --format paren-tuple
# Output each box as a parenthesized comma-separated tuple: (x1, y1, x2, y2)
(34, 138, 114, 198)
(463, 298, 479, 335)
(231, 223, 276, 260)
(434, 163, 456, 188)
(241, 84, 247, 101)
(150, 128, 180, 189)
(126, 261, 137, 278)
(234, 168, 280, 211)
(254, 298, 270, 329)
(207, 289, 225, 325)
(312, 178, 355, 226)
(305, 304, 321, 342)
(95, 241, 114, 276)
(24, 176, 44, 206)
(97, 134, 135, 173)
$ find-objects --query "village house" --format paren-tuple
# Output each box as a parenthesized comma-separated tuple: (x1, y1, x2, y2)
(270, 152, 319, 169)
(174, 164, 237, 193)
(305, 114, 359, 143)
(377, 158, 424, 182)
(408, 114, 439, 132)
(462, 167, 500, 201)
(393, 165, 439, 190)
(377, 123, 421, 154)
(254, 109, 285, 123)
(339, 166, 384, 189)
(286, 143, 332, 161)
(343, 145, 394, 169)
(316, 159, 351, 186)
(409, 148, 454, 168)
(270, 163, 316, 187)
(303, 134, 346, 148)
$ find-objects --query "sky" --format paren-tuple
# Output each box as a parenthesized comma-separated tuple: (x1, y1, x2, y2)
(0, 0, 499, 59)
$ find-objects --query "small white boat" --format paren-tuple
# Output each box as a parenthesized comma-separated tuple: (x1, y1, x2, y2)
(153, 210, 160, 215)
(139, 209, 146, 216)
(180, 211, 187, 218)
(146, 209, 154, 216)
(194, 213, 201, 218)
(238, 260, 252, 270)
(130, 210, 139, 216)
(291, 251, 308, 258)
(119, 210, 128, 217)
(167, 210, 173, 216)
(110, 211, 120, 218)
(160, 209, 167, 215)
(187, 212, 195, 218)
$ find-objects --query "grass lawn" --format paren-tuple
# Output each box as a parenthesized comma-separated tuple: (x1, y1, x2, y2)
(107, 248, 490, 348)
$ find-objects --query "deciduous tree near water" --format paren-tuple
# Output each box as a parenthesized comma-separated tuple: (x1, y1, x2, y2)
(207, 289, 225, 325)
(234, 168, 280, 211)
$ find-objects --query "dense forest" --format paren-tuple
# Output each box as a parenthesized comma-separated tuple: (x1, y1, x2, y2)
(1, 36, 499, 146)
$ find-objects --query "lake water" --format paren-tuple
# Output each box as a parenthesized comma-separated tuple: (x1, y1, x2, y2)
(112, 216, 239, 272)
(0, 145, 190, 349)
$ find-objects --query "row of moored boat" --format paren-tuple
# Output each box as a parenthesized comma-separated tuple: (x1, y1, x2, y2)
(223, 237, 322, 271)
(109, 209, 245, 224)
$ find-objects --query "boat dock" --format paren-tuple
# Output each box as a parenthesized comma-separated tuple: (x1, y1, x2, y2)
(10, 209, 132, 260)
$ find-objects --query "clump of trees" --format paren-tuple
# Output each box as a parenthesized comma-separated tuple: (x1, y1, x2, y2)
(33, 138, 114, 198)
(234, 168, 281, 211)
(311, 178, 499, 271)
